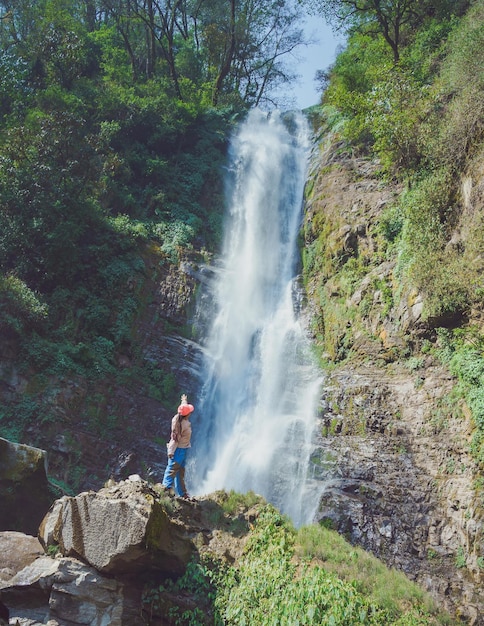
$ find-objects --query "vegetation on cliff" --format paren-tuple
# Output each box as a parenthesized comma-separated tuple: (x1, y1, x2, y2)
(1, 0, 483, 622)
(302, 0, 484, 466)
(0, 0, 305, 455)
(143, 499, 448, 625)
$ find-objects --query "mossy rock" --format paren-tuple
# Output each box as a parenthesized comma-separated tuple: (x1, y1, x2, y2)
(0, 437, 52, 534)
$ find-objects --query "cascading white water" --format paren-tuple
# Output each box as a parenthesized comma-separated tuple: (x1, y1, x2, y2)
(190, 109, 322, 527)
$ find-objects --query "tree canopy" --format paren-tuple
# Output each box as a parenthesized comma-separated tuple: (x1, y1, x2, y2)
(0, 0, 307, 107)
(0, 0, 308, 368)
(299, 0, 469, 62)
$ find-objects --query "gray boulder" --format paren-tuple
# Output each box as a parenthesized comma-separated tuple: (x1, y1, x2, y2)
(38, 476, 194, 577)
(0, 532, 44, 585)
(1, 556, 143, 626)
(2, 479, 263, 625)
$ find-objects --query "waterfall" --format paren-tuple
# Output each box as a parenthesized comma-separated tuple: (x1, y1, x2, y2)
(189, 109, 322, 527)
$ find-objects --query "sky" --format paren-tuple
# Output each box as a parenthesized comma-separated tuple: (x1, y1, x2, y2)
(291, 14, 346, 110)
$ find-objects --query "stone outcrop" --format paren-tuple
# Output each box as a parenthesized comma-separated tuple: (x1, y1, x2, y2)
(0, 438, 52, 535)
(1, 555, 143, 626)
(38, 475, 195, 578)
(1, 477, 259, 625)
(0, 532, 44, 585)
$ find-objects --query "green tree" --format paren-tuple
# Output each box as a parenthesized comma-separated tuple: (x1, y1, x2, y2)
(198, 0, 305, 107)
(95, 0, 307, 107)
(299, 0, 464, 63)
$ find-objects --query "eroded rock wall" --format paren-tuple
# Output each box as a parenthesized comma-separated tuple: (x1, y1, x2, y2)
(304, 133, 484, 623)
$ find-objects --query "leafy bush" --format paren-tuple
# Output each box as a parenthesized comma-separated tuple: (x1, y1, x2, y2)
(323, 34, 392, 149)
(366, 69, 433, 172)
(413, 3, 484, 173)
(143, 504, 447, 625)
(296, 524, 441, 620)
(441, 3, 484, 95)
(143, 557, 219, 626)
(0, 393, 51, 443)
(215, 506, 432, 625)
(435, 328, 484, 468)
(109, 215, 149, 241)
(0, 275, 48, 336)
(397, 171, 470, 323)
(215, 490, 264, 516)
(401, 17, 457, 84)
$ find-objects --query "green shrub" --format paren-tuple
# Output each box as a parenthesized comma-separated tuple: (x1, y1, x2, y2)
(143, 557, 219, 625)
(296, 524, 441, 620)
(427, 3, 484, 170)
(436, 328, 484, 467)
(142, 503, 449, 625)
(0, 275, 48, 336)
(0, 393, 49, 442)
(323, 34, 392, 148)
(367, 69, 433, 172)
(217, 490, 264, 515)
(378, 204, 405, 247)
(396, 171, 471, 322)
(401, 17, 457, 84)
(211, 505, 444, 625)
(441, 3, 484, 95)
(108, 215, 149, 241)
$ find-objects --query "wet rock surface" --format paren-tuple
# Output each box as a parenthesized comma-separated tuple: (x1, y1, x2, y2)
(311, 362, 484, 622)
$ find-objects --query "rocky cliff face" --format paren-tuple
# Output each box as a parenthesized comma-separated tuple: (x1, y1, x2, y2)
(303, 132, 484, 623)
(312, 363, 482, 622)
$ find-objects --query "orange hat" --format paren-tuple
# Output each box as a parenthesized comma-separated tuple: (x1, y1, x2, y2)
(178, 395, 194, 416)
(178, 403, 194, 416)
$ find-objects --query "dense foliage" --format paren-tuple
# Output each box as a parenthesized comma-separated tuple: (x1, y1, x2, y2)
(143, 504, 448, 625)
(300, 0, 467, 63)
(0, 0, 308, 444)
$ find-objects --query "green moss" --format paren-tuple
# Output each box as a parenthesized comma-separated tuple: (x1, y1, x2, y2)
(0, 438, 46, 482)
(145, 500, 172, 550)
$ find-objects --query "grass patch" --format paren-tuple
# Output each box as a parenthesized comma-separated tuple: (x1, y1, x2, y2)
(296, 523, 448, 623)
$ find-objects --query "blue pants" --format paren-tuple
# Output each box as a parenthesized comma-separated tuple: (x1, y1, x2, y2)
(162, 447, 188, 496)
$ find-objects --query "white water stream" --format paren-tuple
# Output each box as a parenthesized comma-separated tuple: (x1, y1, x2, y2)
(190, 109, 322, 527)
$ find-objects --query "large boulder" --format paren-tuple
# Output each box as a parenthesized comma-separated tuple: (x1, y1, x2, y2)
(49, 559, 142, 626)
(0, 438, 52, 535)
(38, 476, 195, 578)
(0, 556, 58, 623)
(0, 556, 143, 626)
(0, 532, 44, 585)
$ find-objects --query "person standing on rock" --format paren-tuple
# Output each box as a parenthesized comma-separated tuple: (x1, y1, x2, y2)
(162, 394, 194, 499)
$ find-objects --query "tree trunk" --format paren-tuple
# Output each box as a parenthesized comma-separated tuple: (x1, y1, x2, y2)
(146, 0, 156, 78)
(212, 0, 236, 106)
(85, 0, 96, 31)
